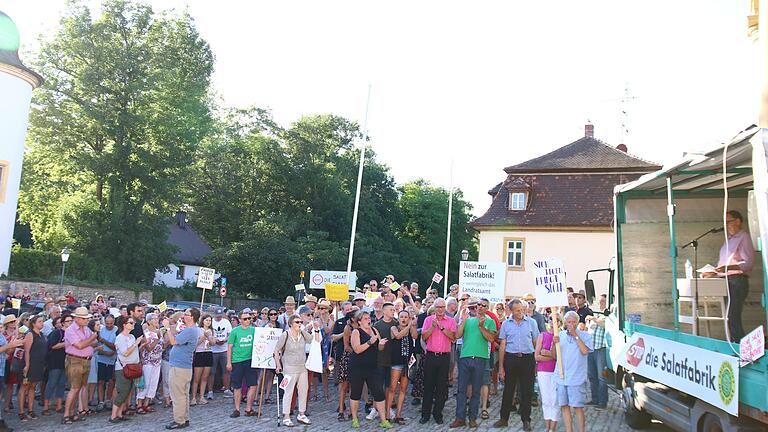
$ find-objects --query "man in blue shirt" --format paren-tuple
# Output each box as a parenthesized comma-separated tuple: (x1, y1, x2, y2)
(95, 315, 117, 411)
(166, 308, 202, 430)
(494, 299, 540, 431)
(554, 310, 593, 432)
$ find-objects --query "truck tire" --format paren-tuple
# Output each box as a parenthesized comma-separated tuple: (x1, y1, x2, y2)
(700, 414, 723, 432)
(622, 374, 652, 429)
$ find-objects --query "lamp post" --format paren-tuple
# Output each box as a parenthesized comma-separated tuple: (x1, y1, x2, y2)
(59, 246, 70, 296)
(461, 249, 469, 261)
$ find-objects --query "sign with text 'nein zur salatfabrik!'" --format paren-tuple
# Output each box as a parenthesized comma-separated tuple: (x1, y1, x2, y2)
(533, 258, 568, 307)
(458, 261, 505, 304)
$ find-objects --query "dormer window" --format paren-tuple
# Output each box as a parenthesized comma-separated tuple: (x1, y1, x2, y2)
(509, 192, 526, 210)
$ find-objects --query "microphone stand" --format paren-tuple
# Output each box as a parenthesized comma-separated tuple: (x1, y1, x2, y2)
(681, 228, 720, 335)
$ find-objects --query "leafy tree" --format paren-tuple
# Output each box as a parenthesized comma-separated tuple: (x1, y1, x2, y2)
(18, 0, 214, 282)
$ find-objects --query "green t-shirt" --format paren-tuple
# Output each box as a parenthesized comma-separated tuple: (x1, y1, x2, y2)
(460, 316, 497, 359)
(228, 326, 255, 363)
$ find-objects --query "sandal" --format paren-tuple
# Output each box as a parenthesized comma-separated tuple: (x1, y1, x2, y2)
(42, 409, 51, 416)
(19, 413, 27, 422)
(481, 409, 489, 419)
(338, 412, 346, 421)
(394, 417, 406, 425)
(136, 407, 147, 415)
(62, 416, 74, 424)
(108, 417, 121, 424)
(145, 406, 156, 413)
(244, 410, 256, 417)
(282, 418, 295, 427)
(28, 411, 39, 420)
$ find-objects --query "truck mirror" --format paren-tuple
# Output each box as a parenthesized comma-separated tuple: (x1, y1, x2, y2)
(584, 279, 596, 304)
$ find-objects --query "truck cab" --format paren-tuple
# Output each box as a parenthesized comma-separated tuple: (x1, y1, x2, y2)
(606, 126, 768, 431)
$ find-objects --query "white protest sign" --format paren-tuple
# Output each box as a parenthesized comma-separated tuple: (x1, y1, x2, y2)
(458, 261, 506, 304)
(309, 270, 357, 290)
(250, 327, 283, 369)
(432, 272, 443, 283)
(622, 332, 739, 415)
(532, 258, 568, 307)
(739, 325, 765, 366)
(196, 267, 215, 290)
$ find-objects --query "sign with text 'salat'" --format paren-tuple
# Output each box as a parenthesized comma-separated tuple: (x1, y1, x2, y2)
(458, 261, 505, 304)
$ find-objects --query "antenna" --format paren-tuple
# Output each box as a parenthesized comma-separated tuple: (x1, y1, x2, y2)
(619, 83, 637, 143)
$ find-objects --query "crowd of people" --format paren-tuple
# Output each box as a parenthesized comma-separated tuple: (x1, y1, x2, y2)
(0, 280, 610, 431)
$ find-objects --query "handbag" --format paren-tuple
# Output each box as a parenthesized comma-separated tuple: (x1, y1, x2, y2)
(118, 357, 143, 379)
(305, 337, 323, 373)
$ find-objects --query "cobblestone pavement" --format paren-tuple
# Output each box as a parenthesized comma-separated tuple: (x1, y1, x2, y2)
(4, 386, 673, 431)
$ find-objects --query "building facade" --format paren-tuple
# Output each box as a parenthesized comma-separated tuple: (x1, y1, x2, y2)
(471, 124, 661, 298)
(153, 211, 213, 288)
(0, 12, 42, 277)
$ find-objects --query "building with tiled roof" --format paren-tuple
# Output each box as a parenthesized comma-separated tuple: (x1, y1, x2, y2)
(471, 124, 660, 298)
(153, 211, 213, 288)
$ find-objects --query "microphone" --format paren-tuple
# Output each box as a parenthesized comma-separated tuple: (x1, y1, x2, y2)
(710, 227, 724, 233)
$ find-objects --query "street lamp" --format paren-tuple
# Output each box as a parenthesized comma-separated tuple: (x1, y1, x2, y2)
(59, 246, 70, 295)
(461, 249, 469, 261)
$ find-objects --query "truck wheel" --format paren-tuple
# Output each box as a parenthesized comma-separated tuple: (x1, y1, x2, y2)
(700, 414, 723, 432)
(622, 374, 652, 429)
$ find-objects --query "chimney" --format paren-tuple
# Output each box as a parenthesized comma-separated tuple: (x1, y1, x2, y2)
(175, 210, 187, 228)
(584, 123, 594, 138)
(616, 144, 628, 153)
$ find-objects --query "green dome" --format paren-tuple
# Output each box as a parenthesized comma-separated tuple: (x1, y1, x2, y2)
(0, 12, 20, 52)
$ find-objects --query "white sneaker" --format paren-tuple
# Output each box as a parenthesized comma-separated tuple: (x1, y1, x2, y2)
(296, 413, 311, 425)
(366, 408, 378, 420)
(206, 391, 213, 400)
(389, 408, 396, 419)
(223, 389, 233, 398)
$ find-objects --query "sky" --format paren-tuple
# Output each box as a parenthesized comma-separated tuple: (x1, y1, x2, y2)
(1, 0, 760, 217)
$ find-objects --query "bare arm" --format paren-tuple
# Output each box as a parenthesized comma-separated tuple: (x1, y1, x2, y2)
(23, 333, 32, 370)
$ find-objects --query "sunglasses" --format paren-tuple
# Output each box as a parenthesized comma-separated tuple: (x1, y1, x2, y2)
(293, 321, 303, 325)
(468, 305, 477, 310)
(318, 307, 327, 310)
(127, 321, 136, 325)
(269, 313, 278, 316)
(240, 317, 251, 321)
(479, 304, 488, 308)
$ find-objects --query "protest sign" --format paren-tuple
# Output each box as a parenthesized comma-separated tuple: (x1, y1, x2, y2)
(432, 272, 443, 283)
(309, 270, 357, 290)
(196, 267, 215, 290)
(325, 283, 349, 301)
(389, 282, 400, 291)
(158, 301, 168, 312)
(740, 325, 765, 366)
(458, 261, 505, 303)
(365, 291, 380, 305)
(294, 283, 305, 291)
(250, 327, 282, 369)
(11, 298, 20, 310)
(532, 258, 568, 307)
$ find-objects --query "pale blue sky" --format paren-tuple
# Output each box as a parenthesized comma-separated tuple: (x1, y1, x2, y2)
(1, 1, 758, 215)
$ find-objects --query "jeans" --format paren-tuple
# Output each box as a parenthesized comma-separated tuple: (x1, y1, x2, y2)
(587, 348, 608, 406)
(45, 368, 67, 400)
(500, 354, 536, 422)
(422, 352, 450, 420)
(727, 275, 749, 341)
(455, 357, 485, 421)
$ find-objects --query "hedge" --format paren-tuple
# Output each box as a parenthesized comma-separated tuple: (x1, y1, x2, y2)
(7, 247, 114, 283)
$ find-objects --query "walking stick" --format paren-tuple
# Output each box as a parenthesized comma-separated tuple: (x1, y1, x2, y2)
(275, 373, 282, 427)
(552, 312, 565, 379)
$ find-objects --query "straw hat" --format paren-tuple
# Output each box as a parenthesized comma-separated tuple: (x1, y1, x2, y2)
(72, 307, 92, 319)
(521, 293, 536, 301)
(284, 296, 296, 305)
(1, 314, 17, 325)
(304, 294, 318, 304)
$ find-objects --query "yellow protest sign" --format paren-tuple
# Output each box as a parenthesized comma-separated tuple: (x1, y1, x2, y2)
(324, 283, 349, 301)
(365, 291, 380, 305)
(389, 282, 400, 291)
(11, 298, 20, 310)
(158, 301, 168, 312)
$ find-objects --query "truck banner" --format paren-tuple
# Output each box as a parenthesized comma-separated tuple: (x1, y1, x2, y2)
(622, 332, 739, 415)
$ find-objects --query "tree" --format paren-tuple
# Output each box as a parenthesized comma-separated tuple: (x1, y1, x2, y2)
(18, 0, 214, 282)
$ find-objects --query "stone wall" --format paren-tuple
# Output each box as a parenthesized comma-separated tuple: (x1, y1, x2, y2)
(0, 279, 152, 305)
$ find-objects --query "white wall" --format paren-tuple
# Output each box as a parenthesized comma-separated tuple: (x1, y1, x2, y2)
(153, 263, 203, 288)
(478, 229, 615, 300)
(0, 73, 34, 277)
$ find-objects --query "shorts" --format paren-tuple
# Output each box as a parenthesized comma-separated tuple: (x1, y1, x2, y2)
(97, 362, 115, 381)
(391, 364, 405, 371)
(350, 368, 384, 402)
(482, 357, 492, 385)
(65, 355, 91, 389)
(557, 383, 588, 408)
(114, 371, 135, 406)
(230, 360, 258, 388)
(211, 351, 227, 375)
(193, 351, 213, 368)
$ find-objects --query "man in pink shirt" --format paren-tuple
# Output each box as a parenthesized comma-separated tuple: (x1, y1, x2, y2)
(704, 210, 755, 341)
(63, 307, 99, 423)
(419, 298, 457, 425)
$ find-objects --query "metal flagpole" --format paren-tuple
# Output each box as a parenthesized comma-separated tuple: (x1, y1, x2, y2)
(443, 159, 454, 298)
(346, 85, 372, 292)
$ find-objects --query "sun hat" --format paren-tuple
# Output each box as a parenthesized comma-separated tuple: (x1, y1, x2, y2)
(284, 296, 297, 305)
(72, 307, 92, 319)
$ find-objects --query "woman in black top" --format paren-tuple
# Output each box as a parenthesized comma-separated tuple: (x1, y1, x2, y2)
(43, 316, 69, 415)
(19, 315, 47, 421)
(388, 310, 418, 425)
(349, 310, 391, 428)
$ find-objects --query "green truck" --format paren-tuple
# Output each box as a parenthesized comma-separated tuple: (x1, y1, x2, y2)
(600, 125, 768, 431)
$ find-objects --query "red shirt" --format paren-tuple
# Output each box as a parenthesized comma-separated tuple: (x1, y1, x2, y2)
(485, 311, 501, 352)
